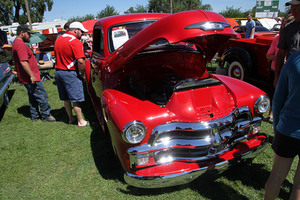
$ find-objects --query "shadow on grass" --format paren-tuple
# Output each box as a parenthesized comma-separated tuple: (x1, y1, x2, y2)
(17, 105, 69, 123)
(82, 86, 124, 182)
(51, 107, 69, 123)
(189, 161, 292, 200)
(17, 105, 31, 118)
(268, 135, 274, 144)
(190, 172, 249, 200)
(120, 184, 189, 196)
(90, 128, 124, 181)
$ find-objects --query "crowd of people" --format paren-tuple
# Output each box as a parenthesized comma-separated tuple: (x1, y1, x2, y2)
(11, 21, 91, 127)
(4, 0, 300, 198)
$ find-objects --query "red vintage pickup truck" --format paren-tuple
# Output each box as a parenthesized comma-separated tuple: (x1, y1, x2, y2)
(217, 34, 277, 85)
(86, 10, 271, 188)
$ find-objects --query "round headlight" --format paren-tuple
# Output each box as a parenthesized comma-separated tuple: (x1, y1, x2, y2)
(122, 121, 146, 144)
(254, 95, 270, 114)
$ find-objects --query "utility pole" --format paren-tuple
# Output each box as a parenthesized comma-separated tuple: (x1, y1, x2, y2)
(170, 0, 173, 14)
(24, 0, 32, 29)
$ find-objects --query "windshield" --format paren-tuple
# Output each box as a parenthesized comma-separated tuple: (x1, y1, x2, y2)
(234, 25, 270, 33)
(108, 21, 156, 52)
(255, 26, 270, 32)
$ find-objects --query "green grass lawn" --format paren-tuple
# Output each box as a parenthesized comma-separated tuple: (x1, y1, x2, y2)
(0, 68, 298, 200)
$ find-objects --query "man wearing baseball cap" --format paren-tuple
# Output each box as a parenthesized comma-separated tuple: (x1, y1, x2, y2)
(54, 21, 89, 127)
(68, 21, 88, 33)
(12, 24, 56, 122)
(285, 0, 300, 6)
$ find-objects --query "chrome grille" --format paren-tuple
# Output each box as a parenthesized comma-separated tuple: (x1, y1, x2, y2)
(127, 106, 262, 168)
(154, 147, 210, 162)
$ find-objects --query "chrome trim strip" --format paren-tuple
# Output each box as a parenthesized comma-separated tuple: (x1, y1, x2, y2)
(147, 106, 254, 146)
(124, 134, 268, 188)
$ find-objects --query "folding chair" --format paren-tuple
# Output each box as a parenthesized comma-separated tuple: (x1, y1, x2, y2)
(36, 52, 54, 81)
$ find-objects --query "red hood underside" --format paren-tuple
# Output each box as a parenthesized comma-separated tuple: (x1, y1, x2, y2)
(107, 10, 237, 73)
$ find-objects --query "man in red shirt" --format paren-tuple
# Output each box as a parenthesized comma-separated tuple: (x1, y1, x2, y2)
(12, 24, 55, 122)
(54, 21, 89, 127)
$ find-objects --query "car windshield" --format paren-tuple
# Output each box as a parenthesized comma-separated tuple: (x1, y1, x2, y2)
(271, 24, 281, 32)
(108, 21, 156, 52)
(255, 26, 270, 32)
(234, 25, 270, 33)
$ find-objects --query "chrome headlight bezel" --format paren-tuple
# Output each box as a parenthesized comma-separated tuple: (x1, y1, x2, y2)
(122, 121, 146, 144)
(254, 95, 270, 114)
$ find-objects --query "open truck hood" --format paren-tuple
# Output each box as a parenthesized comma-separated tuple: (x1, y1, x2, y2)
(106, 10, 237, 73)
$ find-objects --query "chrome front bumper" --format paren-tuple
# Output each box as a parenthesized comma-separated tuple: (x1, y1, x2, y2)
(124, 134, 268, 188)
(125, 106, 267, 188)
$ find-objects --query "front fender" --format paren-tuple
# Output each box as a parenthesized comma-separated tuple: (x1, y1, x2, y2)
(102, 89, 171, 136)
(102, 89, 172, 172)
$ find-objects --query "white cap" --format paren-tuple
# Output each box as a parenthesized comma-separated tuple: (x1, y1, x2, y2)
(69, 21, 88, 33)
(286, 0, 300, 6)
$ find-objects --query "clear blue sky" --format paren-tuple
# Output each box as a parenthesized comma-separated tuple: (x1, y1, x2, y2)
(43, 0, 287, 22)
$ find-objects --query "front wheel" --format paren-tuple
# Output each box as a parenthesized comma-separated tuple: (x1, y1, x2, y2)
(227, 60, 245, 80)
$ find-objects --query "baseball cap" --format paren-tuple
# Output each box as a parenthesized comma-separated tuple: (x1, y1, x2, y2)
(286, 0, 300, 6)
(69, 21, 88, 33)
(16, 24, 34, 35)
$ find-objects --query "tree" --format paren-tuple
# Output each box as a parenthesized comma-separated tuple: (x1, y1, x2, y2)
(148, 0, 170, 13)
(148, 0, 212, 13)
(0, 0, 15, 25)
(200, 4, 213, 11)
(96, 5, 119, 19)
(174, 0, 212, 12)
(219, 6, 246, 18)
(30, 0, 53, 23)
(69, 14, 96, 22)
(124, 5, 148, 14)
(0, 0, 53, 25)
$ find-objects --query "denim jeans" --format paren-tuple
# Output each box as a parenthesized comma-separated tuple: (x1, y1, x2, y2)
(24, 81, 51, 120)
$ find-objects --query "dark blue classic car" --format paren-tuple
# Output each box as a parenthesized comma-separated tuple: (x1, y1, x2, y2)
(0, 31, 15, 109)
(0, 62, 14, 109)
(0, 47, 15, 109)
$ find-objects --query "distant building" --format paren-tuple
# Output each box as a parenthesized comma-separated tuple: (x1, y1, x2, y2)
(0, 20, 67, 34)
(256, 0, 279, 18)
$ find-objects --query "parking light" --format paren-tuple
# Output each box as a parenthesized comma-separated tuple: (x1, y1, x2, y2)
(137, 156, 150, 166)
